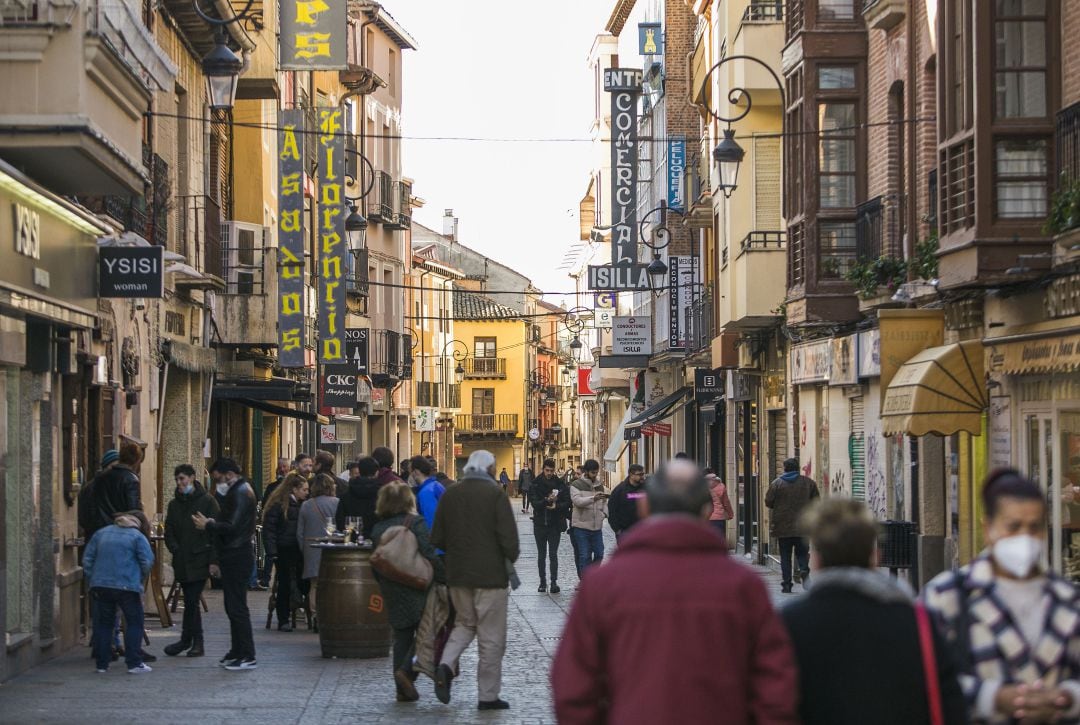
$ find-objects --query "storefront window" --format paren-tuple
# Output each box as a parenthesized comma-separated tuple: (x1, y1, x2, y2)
(1059, 410, 1080, 581)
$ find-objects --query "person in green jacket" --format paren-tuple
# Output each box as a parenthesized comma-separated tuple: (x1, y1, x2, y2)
(371, 482, 445, 703)
(163, 464, 219, 657)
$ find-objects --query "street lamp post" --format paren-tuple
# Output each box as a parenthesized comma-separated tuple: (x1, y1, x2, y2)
(191, 0, 256, 111)
(638, 202, 688, 288)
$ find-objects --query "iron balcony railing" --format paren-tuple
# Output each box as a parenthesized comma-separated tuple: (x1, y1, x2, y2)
(741, 230, 787, 253)
(346, 247, 369, 297)
(1058, 101, 1080, 184)
(855, 194, 905, 261)
(455, 414, 518, 434)
(464, 357, 507, 379)
(684, 284, 714, 354)
(743, 1, 783, 22)
(416, 381, 440, 407)
(178, 195, 222, 279)
(371, 171, 394, 222)
(445, 383, 461, 409)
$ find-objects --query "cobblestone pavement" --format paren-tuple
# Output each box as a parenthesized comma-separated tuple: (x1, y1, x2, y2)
(0, 502, 788, 724)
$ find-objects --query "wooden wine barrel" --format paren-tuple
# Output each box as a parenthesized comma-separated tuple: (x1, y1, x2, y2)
(315, 544, 390, 658)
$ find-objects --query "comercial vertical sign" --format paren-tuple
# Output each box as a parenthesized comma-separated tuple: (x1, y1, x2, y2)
(668, 137, 685, 211)
(604, 68, 642, 267)
(318, 108, 345, 364)
(280, 0, 347, 70)
(277, 110, 305, 367)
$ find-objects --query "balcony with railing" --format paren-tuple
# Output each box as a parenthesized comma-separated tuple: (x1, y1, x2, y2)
(371, 329, 403, 386)
(416, 381, 440, 407)
(684, 284, 714, 354)
(686, 134, 713, 228)
(1058, 101, 1080, 184)
(216, 220, 278, 346)
(855, 195, 905, 261)
(346, 247, 370, 297)
(722, 231, 787, 329)
(455, 413, 519, 437)
(464, 357, 507, 379)
(733, 3, 785, 103)
(371, 171, 395, 223)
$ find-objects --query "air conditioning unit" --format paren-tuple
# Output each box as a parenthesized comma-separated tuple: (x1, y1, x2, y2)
(221, 221, 268, 294)
(738, 342, 758, 370)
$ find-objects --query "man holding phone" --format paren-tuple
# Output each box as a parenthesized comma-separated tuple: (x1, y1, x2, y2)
(529, 459, 572, 593)
(570, 460, 608, 575)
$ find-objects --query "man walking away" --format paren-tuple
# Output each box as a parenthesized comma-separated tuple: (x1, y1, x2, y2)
(529, 458, 571, 593)
(552, 459, 798, 724)
(518, 466, 533, 512)
(607, 464, 645, 541)
(193, 457, 258, 671)
(410, 455, 444, 530)
(498, 467, 511, 495)
(373, 446, 404, 486)
(570, 460, 607, 574)
(163, 465, 219, 657)
(84, 510, 155, 674)
(430, 450, 519, 711)
(765, 458, 820, 594)
(781, 499, 966, 725)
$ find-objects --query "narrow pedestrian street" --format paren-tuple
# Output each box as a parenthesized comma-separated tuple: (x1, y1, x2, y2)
(0, 504, 785, 724)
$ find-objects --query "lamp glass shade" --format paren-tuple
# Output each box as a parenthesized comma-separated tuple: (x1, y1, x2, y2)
(202, 35, 243, 111)
(454, 364, 465, 384)
(206, 73, 240, 111)
(569, 336, 583, 361)
(345, 205, 368, 250)
(646, 254, 668, 280)
(712, 128, 745, 199)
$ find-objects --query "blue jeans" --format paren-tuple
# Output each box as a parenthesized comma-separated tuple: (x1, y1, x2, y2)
(91, 587, 144, 670)
(779, 536, 810, 589)
(572, 528, 604, 575)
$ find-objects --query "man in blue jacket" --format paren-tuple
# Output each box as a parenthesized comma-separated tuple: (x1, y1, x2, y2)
(83, 511, 155, 674)
(410, 455, 444, 529)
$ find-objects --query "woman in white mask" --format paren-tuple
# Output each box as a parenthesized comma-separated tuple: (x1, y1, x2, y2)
(923, 469, 1080, 724)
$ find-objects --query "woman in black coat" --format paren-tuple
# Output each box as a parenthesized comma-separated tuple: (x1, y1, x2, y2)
(262, 473, 309, 631)
(163, 465, 219, 656)
(335, 455, 381, 539)
(780, 499, 966, 725)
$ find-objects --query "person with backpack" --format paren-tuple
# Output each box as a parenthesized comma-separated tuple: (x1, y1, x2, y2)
(765, 458, 820, 593)
(370, 482, 444, 703)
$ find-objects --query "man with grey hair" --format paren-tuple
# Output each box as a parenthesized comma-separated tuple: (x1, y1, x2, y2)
(431, 449, 520, 711)
(552, 458, 798, 724)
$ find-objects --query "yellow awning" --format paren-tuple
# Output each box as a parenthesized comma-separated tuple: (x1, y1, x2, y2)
(881, 341, 986, 436)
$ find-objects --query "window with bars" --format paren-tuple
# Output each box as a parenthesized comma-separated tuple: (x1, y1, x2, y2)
(940, 140, 975, 234)
(819, 221, 857, 279)
(818, 0, 856, 21)
(788, 221, 806, 287)
(993, 0, 1048, 120)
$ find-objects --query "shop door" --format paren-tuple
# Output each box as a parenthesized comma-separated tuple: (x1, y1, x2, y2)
(1024, 412, 1060, 573)
(1054, 410, 1080, 581)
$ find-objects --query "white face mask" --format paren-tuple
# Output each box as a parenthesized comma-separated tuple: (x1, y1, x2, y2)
(216, 482, 230, 496)
(992, 534, 1043, 578)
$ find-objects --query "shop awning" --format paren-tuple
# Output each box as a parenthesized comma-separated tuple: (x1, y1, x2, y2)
(604, 407, 633, 464)
(228, 398, 329, 425)
(625, 387, 691, 431)
(881, 341, 986, 436)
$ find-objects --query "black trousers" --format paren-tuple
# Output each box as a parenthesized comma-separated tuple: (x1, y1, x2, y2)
(392, 625, 417, 674)
(273, 547, 307, 625)
(220, 549, 256, 660)
(568, 526, 582, 577)
(180, 579, 206, 639)
(534, 526, 562, 584)
(779, 536, 810, 588)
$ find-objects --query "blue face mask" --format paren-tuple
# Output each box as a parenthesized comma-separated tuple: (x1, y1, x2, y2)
(180, 484, 194, 495)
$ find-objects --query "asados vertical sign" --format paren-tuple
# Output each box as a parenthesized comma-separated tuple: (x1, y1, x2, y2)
(280, 0, 347, 70)
(318, 108, 346, 364)
(277, 110, 305, 367)
(604, 68, 642, 266)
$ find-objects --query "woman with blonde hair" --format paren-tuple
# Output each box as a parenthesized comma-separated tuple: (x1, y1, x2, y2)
(296, 474, 339, 623)
(262, 473, 308, 631)
(370, 481, 444, 702)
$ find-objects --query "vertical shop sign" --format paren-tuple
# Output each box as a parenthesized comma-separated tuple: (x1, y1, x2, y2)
(280, 0, 347, 70)
(604, 68, 642, 266)
(277, 110, 305, 367)
(318, 108, 345, 364)
(667, 137, 685, 211)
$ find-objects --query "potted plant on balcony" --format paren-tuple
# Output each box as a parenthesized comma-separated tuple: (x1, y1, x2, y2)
(845, 255, 908, 304)
(1045, 173, 1080, 250)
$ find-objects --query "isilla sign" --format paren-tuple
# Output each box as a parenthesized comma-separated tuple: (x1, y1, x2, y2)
(587, 263, 651, 291)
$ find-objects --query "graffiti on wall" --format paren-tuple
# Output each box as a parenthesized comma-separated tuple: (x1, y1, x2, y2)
(830, 469, 849, 497)
(866, 435, 887, 520)
(890, 434, 906, 518)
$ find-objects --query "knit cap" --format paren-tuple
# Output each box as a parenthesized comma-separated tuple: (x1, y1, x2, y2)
(101, 449, 119, 467)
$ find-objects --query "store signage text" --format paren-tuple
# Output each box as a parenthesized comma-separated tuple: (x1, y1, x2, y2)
(694, 368, 723, 402)
(98, 246, 164, 298)
(612, 316, 652, 355)
(587, 264, 652, 291)
(344, 327, 369, 373)
(667, 138, 685, 211)
(14, 203, 40, 259)
(320, 363, 358, 408)
(277, 109, 306, 367)
(604, 68, 642, 266)
(279, 0, 347, 70)
(317, 108, 346, 364)
(790, 339, 832, 384)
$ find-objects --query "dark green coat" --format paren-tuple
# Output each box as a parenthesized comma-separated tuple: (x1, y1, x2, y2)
(164, 482, 220, 582)
(370, 514, 445, 630)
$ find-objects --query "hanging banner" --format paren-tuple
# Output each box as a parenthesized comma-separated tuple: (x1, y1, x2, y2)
(668, 137, 686, 211)
(667, 255, 698, 349)
(604, 68, 642, 266)
(344, 327, 369, 373)
(277, 109, 306, 367)
(320, 364, 358, 408)
(318, 108, 346, 364)
(279, 0, 347, 71)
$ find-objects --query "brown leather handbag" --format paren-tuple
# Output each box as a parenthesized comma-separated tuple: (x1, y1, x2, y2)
(371, 515, 434, 590)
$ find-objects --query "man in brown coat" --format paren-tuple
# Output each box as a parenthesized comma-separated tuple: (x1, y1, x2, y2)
(765, 457, 820, 593)
(430, 449, 519, 711)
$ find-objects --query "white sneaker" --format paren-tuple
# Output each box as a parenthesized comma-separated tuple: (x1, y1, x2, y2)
(128, 663, 152, 674)
(95, 668, 107, 673)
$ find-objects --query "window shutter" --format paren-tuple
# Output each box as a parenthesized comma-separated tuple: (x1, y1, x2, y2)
(850, 397, 865, 501)
(754, 136, 782, 230)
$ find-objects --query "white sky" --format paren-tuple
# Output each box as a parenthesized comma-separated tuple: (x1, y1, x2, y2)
(392, 1, 613, 302)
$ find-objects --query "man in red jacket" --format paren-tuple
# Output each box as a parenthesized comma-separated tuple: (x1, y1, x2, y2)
(551, 458, 799, 725)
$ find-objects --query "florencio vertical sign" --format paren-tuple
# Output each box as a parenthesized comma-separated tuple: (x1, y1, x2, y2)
(277, 110, 306, 367)
(604, 68, 642, 266)
(318, 108, 346, 364)
(280, 0, 347, 70)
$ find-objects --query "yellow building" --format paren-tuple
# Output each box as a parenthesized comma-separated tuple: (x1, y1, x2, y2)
(452, 289, 530, 478)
